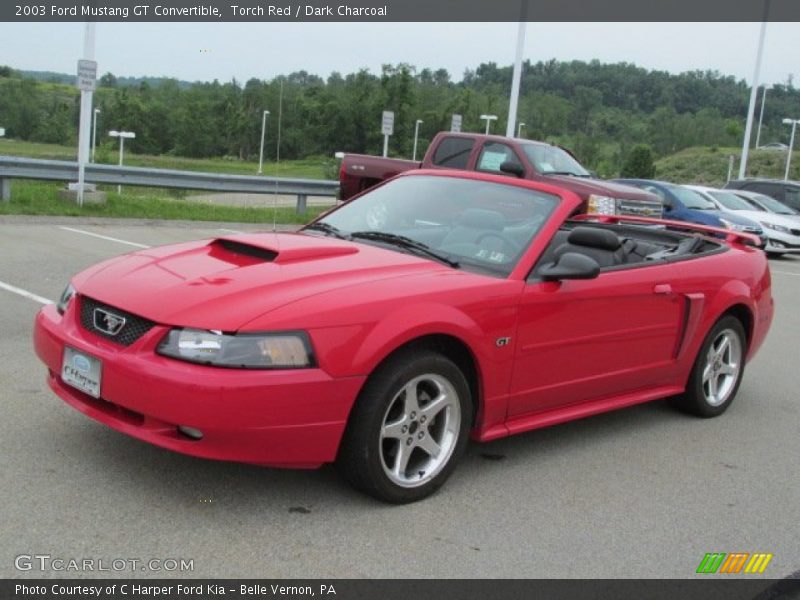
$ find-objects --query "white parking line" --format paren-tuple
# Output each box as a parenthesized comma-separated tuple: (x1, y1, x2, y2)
(0, 280, 53, 305)
(218, 228, 245, 235)
(772, 269, 800, 278)
(58, 226, 150, 249)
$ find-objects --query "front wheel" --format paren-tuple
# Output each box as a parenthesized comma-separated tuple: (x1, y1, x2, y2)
(337, 349, 472, 503)
(672, 315, 747, 417)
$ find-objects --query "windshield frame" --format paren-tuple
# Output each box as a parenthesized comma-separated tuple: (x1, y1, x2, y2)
(303, 173, 563, 278)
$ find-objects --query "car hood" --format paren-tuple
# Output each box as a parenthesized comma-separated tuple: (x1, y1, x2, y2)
(726, 209, 800, 229)
(74, 233, 448, 331)
(544, 176, 659, 201)
(708, 210, 762, 230)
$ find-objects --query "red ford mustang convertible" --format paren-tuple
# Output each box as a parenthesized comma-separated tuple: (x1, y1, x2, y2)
(34, 171, 773, 503)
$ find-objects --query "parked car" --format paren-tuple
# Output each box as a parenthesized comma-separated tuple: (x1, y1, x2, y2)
(340, 132, 663, 218)
(725, 179, 800, 213)
(34, 170, 773, 503)
(612, 179, 764, 240)
(758, 142, 789, 151)
(685, 184, 800, 257)
(731, 189, 800, 218)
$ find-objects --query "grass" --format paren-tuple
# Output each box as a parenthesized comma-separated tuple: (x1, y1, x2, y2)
(0, 138, 334, 179)
(655, 146, 798, 186)
(0, 180, 329, 225)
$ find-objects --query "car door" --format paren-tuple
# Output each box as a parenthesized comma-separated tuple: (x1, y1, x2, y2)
(507, 261, 684, 418)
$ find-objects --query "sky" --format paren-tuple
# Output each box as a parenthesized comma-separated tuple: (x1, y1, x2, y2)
(0, 22, 797, 86)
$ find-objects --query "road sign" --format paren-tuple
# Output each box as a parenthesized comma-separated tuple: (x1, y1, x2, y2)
(382, 111, 395, 136)
(77, 59, 97, 92)
(451, 114, 462, 133)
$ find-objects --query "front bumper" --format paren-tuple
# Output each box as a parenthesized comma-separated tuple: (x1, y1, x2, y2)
(33, 302, 365, 467)
(763, 231, 800, 254)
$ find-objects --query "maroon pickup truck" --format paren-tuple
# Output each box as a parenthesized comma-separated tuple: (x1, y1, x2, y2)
(340, 132, 662, 217)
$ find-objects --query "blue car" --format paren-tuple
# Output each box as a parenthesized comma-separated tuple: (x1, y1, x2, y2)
(614, 179, 764, 240)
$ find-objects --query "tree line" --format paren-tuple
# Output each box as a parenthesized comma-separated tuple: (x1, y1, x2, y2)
(0, 60, 797, 176)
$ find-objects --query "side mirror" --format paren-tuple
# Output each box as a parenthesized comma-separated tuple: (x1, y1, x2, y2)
(663, 199, 674, 211)
(500, 161, 525, 178)
(539, 252, 600, 281)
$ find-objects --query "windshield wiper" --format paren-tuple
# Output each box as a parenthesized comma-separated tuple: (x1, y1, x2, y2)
(303, 222, 350, 239)
(350, 231, 460, 268)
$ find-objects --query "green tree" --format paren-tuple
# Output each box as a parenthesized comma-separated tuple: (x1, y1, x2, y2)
(621, 145, 656, 178)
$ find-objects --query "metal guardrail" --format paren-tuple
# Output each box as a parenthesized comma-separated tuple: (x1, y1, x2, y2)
(0, 155, 339, 213)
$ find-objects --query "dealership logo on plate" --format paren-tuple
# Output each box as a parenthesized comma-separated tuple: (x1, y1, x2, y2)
(93, 308, 127, 336)
(71, 354, 91, 373)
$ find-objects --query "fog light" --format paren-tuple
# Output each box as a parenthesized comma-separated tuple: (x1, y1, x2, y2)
(771, 240, 786, 248)
(177, 426, 203, 440)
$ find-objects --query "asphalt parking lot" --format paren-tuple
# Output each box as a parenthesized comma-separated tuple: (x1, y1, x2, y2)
(1, 215, 798, 579)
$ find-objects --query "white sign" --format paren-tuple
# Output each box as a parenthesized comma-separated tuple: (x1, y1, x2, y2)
(382, 111, 394, 136)
(77, 59, 97, 92)
(0, 128, 5, 137)
(451, 114, 462, 133)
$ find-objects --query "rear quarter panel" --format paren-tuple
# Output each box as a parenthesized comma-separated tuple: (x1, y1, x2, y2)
(671, 243, 773, 374)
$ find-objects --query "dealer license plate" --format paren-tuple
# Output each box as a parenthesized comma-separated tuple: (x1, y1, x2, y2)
(62, 347, 102, 399)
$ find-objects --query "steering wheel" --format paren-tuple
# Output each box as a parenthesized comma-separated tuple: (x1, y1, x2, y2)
(475, 232, 521, 254)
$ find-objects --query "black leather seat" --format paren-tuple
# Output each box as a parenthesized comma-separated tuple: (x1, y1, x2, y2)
(553, 226, 626, 267)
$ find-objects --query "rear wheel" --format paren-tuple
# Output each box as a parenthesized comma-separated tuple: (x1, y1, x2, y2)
(337, 349, 472, 503)
(672, 316, 746, 417)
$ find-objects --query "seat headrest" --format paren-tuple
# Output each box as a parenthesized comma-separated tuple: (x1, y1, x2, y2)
(459, 209, 504, 231)
(567, 226, 621, 251)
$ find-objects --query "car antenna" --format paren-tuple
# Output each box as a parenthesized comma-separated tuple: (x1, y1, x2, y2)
(272, 79, 284, 233)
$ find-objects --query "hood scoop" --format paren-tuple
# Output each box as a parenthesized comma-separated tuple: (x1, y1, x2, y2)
(210, 235, 359, 266)
(212, 238, 278, 262)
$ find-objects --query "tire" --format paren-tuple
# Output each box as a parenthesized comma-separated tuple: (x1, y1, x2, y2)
(672, 315, 747, 418)
(337, 348, 473, 503)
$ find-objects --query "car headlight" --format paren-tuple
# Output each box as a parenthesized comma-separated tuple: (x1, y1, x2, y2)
(56, 284, 76, 315)
(587, 194, 618, 216)
(157, 328, 315, 369)
(719, 218, 747, 232)
(763, 222, 791, 234)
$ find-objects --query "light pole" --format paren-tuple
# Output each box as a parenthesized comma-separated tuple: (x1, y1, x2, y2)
(517, 122, 526, 138)
(755, 86, 767, 149)
(738, 3, 770, 180)
(91, 108, 100, 162)
(412, 119, 423, 161)
(783, 118, 799, 180)
(108, 130, 135, 194)
(258, 110, 270, 175)
(480, 114, 498, 135)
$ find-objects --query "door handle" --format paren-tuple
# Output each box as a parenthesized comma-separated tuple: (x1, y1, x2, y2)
(654, 283, 672, 295)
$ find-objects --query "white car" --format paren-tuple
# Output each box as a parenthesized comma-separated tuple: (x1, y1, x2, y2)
(730, 189, 800, 222)
(685, 184, 800, 257)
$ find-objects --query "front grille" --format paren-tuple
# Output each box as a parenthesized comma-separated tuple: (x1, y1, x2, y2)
(79, 296, 155, 346)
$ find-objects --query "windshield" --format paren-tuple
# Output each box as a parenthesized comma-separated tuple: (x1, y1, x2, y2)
(709, 191, 755, 211)
(747, 193, 797, 215)
(307, 175, 559, 276)
(669, 186, 717, 210)
(521, 143, 590, 177)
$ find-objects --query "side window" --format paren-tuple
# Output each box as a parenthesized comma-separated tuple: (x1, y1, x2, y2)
(784, 188, 800, 211)
(745, 182, 781, 201)
(476, 142, 523, 174)
(431, 137, 475, 169)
